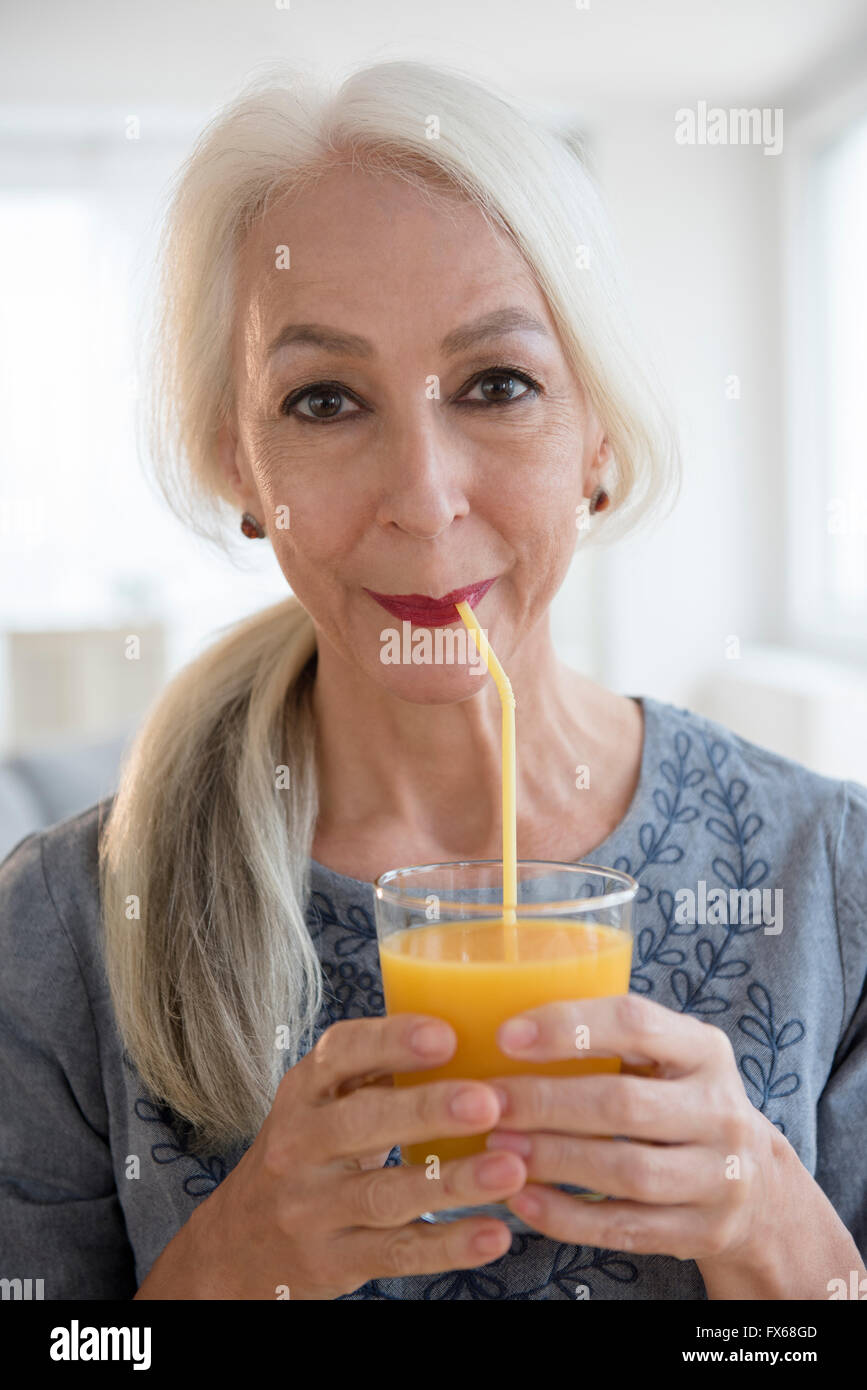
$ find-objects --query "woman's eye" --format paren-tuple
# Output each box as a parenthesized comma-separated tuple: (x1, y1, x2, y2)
(281, 384, 362, 421)
(460, 369, 538, 405)
(281, 367, 539, 422)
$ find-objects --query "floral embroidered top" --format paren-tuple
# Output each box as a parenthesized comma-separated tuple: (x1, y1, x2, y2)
(1, 694, 865, 1300)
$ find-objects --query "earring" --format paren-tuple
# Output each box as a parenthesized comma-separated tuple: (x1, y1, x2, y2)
(240, 511, 265, 539)
(589, 486, 609, 515)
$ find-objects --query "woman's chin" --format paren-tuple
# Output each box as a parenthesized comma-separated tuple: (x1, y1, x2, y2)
(365, 611, 499, 701)
(374, 660, 493, 704)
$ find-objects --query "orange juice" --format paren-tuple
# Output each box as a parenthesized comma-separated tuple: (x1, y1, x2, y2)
(379, 916, 633, 1164)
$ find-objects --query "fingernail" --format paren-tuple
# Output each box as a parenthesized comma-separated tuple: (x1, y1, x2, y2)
(477, 1153, 522, 1188)
(486, 1131, 531, 1157)
(410, 1022, 452, 1055)
(474, 1227, 510, 1256)
(512, 1189, 543, 1220)
(451, 1086, 496, 1121)
(491, 1086, 511, 1116)
(500, 1018, 538, 1051)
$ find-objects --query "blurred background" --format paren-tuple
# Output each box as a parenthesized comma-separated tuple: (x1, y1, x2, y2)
(1, 0, 866, 857)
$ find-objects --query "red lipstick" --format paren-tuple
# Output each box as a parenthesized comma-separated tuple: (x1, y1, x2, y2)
(364, 577, 497, 626)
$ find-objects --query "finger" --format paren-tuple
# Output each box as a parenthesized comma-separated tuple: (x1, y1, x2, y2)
(503, 1184, 724, 1261)
(483, 1072, 706, 1143)
(355, 1149, 393, 1172)
(496, 994, 731, 1077)
(337, 1148, 527, 1229)
(315, 1076, 506, 1163)
(485, 1131, 724, 1204)
(339, 1074, 395, 1168)
(336, 1072, 394, 1099)
(301, 1014, 458, 1102)
(346, 1214, 515, 1283)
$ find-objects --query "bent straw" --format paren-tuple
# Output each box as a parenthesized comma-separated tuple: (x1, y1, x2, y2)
(455, 600, 518, 961)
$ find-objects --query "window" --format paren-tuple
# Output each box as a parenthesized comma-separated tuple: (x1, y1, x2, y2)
(785, 81, 867, 660)
(821, 113, 867, 616)
(0, 131, 289, 730)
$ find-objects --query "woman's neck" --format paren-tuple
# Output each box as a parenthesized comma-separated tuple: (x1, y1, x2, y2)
(308, 626, 644, 880)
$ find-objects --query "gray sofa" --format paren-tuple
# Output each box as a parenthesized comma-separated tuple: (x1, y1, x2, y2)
(0, 730, 132, 864)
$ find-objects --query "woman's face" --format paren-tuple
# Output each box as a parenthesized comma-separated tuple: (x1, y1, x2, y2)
(219, 165, 609, 700)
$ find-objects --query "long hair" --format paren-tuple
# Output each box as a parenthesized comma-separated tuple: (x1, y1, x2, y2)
(99, 58, 681, 1152)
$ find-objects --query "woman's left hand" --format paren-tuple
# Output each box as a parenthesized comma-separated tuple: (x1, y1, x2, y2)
(484, 993, 788, 1274)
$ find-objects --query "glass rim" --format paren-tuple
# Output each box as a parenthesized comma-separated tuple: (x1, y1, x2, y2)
(373, 858, 639, 915)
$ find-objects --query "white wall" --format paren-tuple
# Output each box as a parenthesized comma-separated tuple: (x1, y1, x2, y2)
(586, 110, 785, 705)
(577, 107, 867, 783)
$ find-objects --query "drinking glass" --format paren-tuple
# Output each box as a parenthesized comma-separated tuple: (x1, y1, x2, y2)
(374, 860, 638, 1234)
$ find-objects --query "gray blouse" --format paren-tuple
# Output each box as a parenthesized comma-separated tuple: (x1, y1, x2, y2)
(1, 694, 865, 1299)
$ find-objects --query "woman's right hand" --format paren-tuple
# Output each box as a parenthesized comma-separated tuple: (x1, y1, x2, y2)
(134, 1015, 527, 1300)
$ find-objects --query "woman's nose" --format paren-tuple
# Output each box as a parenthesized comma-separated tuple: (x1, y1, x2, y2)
(373, 424, 470, 538)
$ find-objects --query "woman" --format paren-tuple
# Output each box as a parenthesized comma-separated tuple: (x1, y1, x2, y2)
(1, 59, 865, 1302)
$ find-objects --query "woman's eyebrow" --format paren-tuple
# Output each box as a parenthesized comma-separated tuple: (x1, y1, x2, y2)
(440, 307, 552, 355)
(266, 322, 374, 359)
(265, 306, 552, 361)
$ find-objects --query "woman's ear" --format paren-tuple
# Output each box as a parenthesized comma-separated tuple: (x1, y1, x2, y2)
(595, 433, 611, 476)
(215, 420, 262, 517)
(215, 420, 243, 497)
(582, 435, 611, 504)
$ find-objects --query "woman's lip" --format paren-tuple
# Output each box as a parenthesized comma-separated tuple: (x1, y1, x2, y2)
(364, 577, 497, 624)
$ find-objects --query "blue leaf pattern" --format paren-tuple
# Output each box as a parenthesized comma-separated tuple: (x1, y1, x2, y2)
(131, 1094, 239, 1198)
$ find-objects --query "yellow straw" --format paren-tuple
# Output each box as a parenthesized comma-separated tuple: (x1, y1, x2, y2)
(455, 600, 518, 961)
